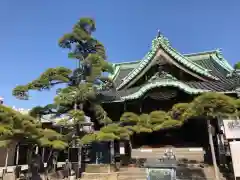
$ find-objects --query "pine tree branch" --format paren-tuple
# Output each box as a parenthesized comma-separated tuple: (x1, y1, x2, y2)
(29, 104, 58, 118)
(13, 67, 72, 99)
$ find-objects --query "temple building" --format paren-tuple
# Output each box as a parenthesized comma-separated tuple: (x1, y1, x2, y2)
(101, 32, 240, 178)
(1, 32, 240, 179)
(105, 32, 238, 112)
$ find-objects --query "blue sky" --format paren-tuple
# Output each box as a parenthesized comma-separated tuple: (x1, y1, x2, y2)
(1, 0, 240, 109)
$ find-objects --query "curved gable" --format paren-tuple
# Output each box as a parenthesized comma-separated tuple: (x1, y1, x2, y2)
(116, 34, 219, 90)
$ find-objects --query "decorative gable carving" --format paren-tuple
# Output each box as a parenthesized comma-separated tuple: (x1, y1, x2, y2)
(148, 66, 177, 83)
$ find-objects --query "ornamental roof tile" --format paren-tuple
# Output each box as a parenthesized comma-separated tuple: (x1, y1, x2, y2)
(193, 57, 229, 79)
(114, 67, 135, 87)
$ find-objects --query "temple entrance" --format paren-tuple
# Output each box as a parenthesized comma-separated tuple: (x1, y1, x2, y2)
(141, 88, 194, 113)
(130, 88, 209, 148)
(131, 117, 209, 149)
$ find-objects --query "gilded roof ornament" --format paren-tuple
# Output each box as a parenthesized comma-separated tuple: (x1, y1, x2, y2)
(158, 34, 170, 47)
(156, 30, 170, 46)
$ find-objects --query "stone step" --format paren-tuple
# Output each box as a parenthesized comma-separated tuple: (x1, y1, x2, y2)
(118, 166, 227, 180)
(132, 147, 204, 152)
(118, 172, 147, 176)
(132, 152, 204, 156)
(118, 173, 147, 180)
(81, 166, 227, 180)
(81, 173, 118, 180)
(118, 179, 146, 180)
(119, 167, 146, 172)
(132, 150, 205, 154)
(132, 151, 204, 154)
(132, 155, 204, 162)
(118, 176, 146, 180)
(119, 173, 146, 175)
(132, 148, 204, 154)
(2, 173, 15, 180)
(117, 167, 147, 180)
(132, 148, 205, 162)
(78, 166, 227, 180)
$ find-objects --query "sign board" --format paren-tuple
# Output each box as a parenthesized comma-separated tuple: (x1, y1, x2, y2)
(223, 119, 240, 139)
(120, 147, 125, 155)
(229, 141, 240, 177)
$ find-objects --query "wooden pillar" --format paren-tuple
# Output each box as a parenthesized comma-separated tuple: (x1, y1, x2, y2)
(41, 147, 45, 162)
(139, 101, 142, 113)
(123, 103, 126, 112)
(35, 146, 39, 154)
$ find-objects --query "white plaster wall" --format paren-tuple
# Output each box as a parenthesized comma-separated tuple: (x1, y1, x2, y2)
(229, 141, 240, 177)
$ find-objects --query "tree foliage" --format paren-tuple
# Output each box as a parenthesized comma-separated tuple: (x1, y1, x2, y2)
(38, 129, 67, 150)
(235, 99, 240, 116)
(118, 110, 181, 135)
(234, 62, 240, 70)
(168, 103, 189, 121)
(114, 92, 239, 140)
(0, 104, 65, 150)
(182, 92, 237, 120)
(81, 89, 240, 143)
(13, 67, 72, 100)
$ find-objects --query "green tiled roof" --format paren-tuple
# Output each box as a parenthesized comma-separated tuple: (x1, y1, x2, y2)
(108, 61, 139, 81)
(212, 49, 234, 72)
(118, 77, 238, 101)
(120, 80, 209, 100)
(186, 49, 234, 73)
(116, 34, 220, 90)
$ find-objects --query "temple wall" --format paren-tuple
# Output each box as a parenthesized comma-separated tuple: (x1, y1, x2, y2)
(0, 142, 16, 167)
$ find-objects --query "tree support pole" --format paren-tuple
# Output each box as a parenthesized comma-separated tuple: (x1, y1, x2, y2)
(3, 148, 9, 177)
(110, 141, 114, 164)
(16, 145, 19, 166)
(207, 119, 220, 180)
(77, 145, 82, 179)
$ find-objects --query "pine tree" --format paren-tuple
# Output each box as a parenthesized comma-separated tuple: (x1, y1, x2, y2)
(0, 104, 66, 178)
(12, 17, 122, 146)
(119, 110, 182, 134)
